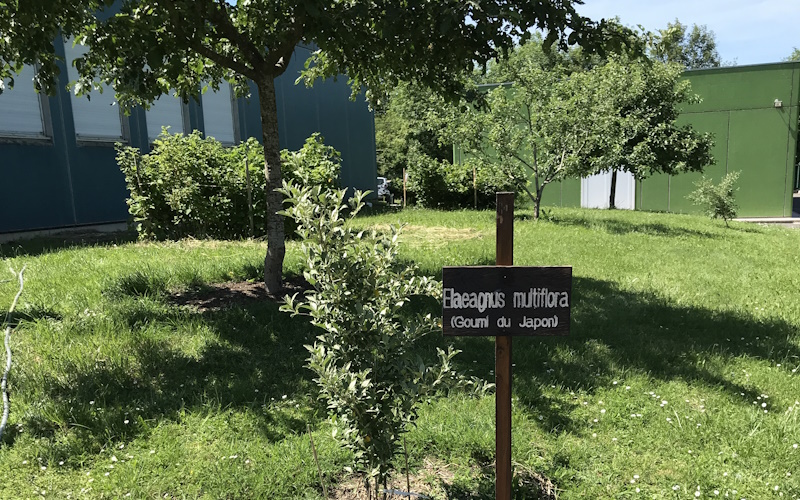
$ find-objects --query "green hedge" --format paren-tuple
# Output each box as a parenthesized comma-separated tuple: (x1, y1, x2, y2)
(405, 146, 522, 209)
(117, 130, 340, 240)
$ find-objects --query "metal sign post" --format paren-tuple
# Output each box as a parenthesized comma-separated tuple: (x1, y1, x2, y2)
(442, 192, 572, 500)
(495, 192, 513, 500)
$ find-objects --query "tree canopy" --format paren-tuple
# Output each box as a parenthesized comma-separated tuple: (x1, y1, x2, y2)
(2, 0, 635, 292)
(444, 41, 713, 218)
(650, 19, 721, 69)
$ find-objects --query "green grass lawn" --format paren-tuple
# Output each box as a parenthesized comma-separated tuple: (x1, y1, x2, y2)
(1, 207, 799, 499)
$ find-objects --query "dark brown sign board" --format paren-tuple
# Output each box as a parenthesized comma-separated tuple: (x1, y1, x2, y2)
(442, 266, 572, 336)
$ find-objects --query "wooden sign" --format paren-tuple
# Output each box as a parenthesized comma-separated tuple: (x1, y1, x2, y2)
(442, 266, 572, 336)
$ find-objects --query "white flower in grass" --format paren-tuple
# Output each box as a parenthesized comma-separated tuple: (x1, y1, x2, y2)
(635, 487, 640, 492)
(714, 490, 719, 495)
(601, 409, 606, 414)
(111, 456, 118, 462)
(673, 485, 680, 491)
(149, 450, 155, 454)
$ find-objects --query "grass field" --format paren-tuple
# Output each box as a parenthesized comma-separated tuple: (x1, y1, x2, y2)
(1, 206, 799, 499)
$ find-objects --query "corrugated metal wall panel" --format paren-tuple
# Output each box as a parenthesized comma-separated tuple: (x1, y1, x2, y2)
(0, 65, 46, 136)
(0, 40, 376, 234)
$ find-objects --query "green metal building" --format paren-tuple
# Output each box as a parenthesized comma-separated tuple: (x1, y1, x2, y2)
(0, 42, 377, 234)
(638, 62, 799, 217)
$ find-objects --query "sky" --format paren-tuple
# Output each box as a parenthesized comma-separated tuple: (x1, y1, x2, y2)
(575, 0, 800, 66)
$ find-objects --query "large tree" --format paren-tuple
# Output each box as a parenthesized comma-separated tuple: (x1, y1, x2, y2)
(592, 56, 714, 208)
(1, 0, 628, 293)
(447, 41, 713, 217)
(651, 19, 721, 69)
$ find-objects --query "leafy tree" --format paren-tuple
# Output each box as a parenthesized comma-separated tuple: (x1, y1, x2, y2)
(1, 0, 631, 293)
(787, 48, 800, 62)
(688, 171, 741, 227)
(375, 82, 453, 182)
(451, 53, 610, 219)
(448, 41, 713, 218)
(279, 182, 464, 497)
(592, 56, 714, 208)
(651, 19, 721, 69)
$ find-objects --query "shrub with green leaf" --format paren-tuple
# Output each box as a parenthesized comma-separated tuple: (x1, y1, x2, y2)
(117, 130, 341, 240)
(687, 171, 740, 226)
(406, 146, 520, 209)
(279, 182, 460, 498)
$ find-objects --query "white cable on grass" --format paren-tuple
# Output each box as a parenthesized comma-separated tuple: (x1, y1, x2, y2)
(0, 266, 26, 442)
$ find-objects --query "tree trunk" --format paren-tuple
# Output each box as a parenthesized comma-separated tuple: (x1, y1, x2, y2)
(257, 75, 285, 295)
(609, 169, 618, 210)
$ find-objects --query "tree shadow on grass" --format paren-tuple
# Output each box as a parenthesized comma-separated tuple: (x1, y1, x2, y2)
(447, 276, 800, 435)
(0, 230, 137, 259)
(13, 284, 323, 455)
(543, 212, 721, 239)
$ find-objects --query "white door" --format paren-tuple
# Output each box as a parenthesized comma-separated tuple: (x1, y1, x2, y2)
(581, 170, 635, 210)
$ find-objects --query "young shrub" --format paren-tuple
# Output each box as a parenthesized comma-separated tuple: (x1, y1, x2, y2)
(687, 171, 741, 227)
(279, 182, 459, 499)
(281, 132, 341, 189)
(116, 131, 265, 240)
(117, 130, 341, 241)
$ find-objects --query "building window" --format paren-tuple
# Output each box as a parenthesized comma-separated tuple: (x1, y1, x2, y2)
(201, 81, 237, 144)
(145, 92, 186, 141)
(64, 38, 125, 142)
(0, 64, 50, 138)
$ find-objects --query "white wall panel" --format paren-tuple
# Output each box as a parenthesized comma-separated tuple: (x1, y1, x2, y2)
(0, 65, 46, 136)
(146, 93, 184, 140)
(581, 170, 635, 210)
(64, 38, 123, 140)
(202, 81, 235, 143)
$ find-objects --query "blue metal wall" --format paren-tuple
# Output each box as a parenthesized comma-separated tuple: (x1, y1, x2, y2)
(0, 41, 376, 233)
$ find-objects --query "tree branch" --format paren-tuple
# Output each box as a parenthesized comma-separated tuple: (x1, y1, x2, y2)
(0, 265, 26, 442)
(192, 40, 257, 81)
(210, 0, 266, 69)
(162, 0, 257, 80)
(264, 12, 306, 76)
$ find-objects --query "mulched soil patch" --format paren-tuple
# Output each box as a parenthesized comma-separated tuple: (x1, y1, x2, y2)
(169, 276, 312, 312)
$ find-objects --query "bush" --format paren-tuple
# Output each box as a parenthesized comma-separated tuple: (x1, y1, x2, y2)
(279, 182, 460, 497)
(687, 171, 741, 227)
(117, 130, 340, 240)
(405, 146, 521, 209)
